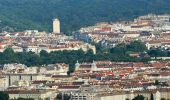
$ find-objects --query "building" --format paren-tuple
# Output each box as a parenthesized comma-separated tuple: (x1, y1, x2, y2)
(71, 85, 112, 100)
(71, 92, 95, 100)
(5, 74, 39, 87)
(53, 18, 60, 33)
(6, 89, 56, 100)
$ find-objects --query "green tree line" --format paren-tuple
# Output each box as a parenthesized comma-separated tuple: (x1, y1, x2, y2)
(0, 41, 150, 72)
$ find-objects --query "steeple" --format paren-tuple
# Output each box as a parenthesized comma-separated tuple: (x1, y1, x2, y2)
(91, 60, 97, 71)
(75, 60, 80, 71)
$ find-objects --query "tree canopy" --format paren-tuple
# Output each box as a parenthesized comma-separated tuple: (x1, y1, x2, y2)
(0, 91, 9, 100)
(0, 41, 150, 73)
(150, 93, 154, 100)
(56, 93, 70, 100)
(132, 95, 145, 100)
(110, 41, 147, 56)
(11, 98, 34, 100)
(0, 0, 170, 34)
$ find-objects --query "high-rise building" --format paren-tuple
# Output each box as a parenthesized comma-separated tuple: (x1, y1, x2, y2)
(53, 18, 60, 33)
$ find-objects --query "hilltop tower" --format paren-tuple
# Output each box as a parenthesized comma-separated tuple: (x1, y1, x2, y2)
(53, 18, 60, 33)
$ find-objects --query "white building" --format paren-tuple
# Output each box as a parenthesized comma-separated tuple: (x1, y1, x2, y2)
(7, 90, 56, 100)
(53, 18, 60, 33)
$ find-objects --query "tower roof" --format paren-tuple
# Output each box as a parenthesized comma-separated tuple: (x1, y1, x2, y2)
(53, 18, 59, 21)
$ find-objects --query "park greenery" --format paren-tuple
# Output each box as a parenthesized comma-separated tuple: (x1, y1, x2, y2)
(0, 91, 9, 100)
(0, 0, 170, 34)
(148, 48, 170, 57)
(56, 93, 71, 100)
(132, 95, 145, 100)
(0, 40, 169, 72)
(0, 41, 151, 72)
(11, 98, 34, 100)
(110, 41, 147, 56)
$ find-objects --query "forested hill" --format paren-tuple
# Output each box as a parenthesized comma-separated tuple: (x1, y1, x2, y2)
(0, 0, 170, 34)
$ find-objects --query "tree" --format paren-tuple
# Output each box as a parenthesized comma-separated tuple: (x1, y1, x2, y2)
(40, 50, 49, 64)
(1, 0, 170, 33)
(161, 98, 166, 100)
(17, 98, 34, 100)
(0, 42, 151, 73)
(110, 43, 127, 56)
(150, 93, 154, 100)
(56, 93, 71, 100)
(148, 48, 168, 57)
(110, 41, 147, 57)
(127, 41, 147, 52)
(2, 48, 16, 63)
(56, 93, 62, 100)
(155, 80, 159, 85)
(132, 95, 145, 100)
(85, 49, 94, 62)
(0, 91, 9, 100)
(40, 50, 48, 57)
(45, 98, 50, 100)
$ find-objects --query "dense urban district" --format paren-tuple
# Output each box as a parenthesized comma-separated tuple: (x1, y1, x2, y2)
(0, 14, 170, 100)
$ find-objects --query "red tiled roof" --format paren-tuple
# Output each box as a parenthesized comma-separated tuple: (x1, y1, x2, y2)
(51, 75, 70, 78)
(32, 80, 47, 84)
(79, 65, 91, 68)
(160, 72, 170, 76)
(58, 85, 80, 89)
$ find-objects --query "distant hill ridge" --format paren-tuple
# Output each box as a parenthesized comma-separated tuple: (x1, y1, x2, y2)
(0, 0, 170, 34)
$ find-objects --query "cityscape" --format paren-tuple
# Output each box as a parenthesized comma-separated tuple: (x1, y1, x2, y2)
(0, 14, 170, 100)
(1, 1, 170, 100)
